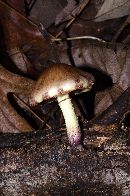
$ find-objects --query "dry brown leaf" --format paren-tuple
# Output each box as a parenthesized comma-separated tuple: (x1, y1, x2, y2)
(94, 0, 130, 22)
(2, 0, 25, 13)
(0, 1, 51, 75)
(7, 47, 32, 73)
(55, 0, 76, 25)
(0, 1, 48, 49)
(60, 44, 130, 116)
(28, 0, 66, 28)
(0, 64, 35, 133)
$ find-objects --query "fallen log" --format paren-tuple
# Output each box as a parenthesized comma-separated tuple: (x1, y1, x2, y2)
(0, 88, 130, 195)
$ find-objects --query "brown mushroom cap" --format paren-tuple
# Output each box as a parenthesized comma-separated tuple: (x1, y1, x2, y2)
(29, 63, 94, 105)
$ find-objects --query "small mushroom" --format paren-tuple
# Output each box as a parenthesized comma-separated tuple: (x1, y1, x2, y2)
(29, 63, 94, 147)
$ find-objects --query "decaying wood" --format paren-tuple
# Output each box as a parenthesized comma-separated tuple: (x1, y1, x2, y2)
(0, 88, 130, 195)
(1, 139, 129, 195)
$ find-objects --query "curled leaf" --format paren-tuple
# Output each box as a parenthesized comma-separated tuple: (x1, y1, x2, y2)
(0, 64, 35, 133)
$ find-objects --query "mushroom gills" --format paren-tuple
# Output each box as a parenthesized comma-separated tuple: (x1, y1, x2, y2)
(57, 94, 82, 147)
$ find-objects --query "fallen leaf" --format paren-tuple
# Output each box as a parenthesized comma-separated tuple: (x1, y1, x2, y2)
(7, 47, 32, 73)
(55, 0, 76, 25)
(0, 0, 51, 76)
(28, 0, 66, 28)
(2, 0, 25, 14)
(0, 64, 35, 133)
(0, 1, 48, 49)
(94, 0, 130, 22)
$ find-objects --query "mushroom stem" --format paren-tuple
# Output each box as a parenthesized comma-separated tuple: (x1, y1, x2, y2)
(57, 94, 82, 147)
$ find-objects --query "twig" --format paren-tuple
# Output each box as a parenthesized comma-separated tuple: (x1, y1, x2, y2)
(52, 36, 106, 43)
(111, 14, 130, 43)
(13, 93, 51, 129)
(55, 0, 90, 38)
(52, 35, 130, 50)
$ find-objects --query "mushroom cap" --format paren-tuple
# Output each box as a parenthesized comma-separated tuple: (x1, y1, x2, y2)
(29, 63, 94, 105)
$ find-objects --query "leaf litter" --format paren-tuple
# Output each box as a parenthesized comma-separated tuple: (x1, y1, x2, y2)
(0, 1, 130, 195)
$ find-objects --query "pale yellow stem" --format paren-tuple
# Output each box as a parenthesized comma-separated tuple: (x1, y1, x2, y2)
(57, 94, 81, 147)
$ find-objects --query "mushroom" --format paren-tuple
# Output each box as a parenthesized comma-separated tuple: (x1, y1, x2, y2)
(29, 63, 94, 148)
